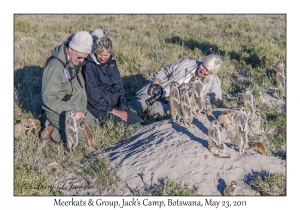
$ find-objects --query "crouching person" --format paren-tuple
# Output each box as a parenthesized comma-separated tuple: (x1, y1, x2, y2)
(84, 30, 143, 125)
(41, 31, 97, 144)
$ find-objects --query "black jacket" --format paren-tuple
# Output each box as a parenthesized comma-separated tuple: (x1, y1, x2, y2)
(84, 55, 128, 118)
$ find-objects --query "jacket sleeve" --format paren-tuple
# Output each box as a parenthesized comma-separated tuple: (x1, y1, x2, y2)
(115, 65, 128, 112)
(85, 62, 110, 113)
(42, 61, 75, 115)
(204, 74, 223, 101)
(152, 58, 193, 83)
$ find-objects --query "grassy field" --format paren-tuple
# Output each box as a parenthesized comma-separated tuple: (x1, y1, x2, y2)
(14, 14, 286, 195)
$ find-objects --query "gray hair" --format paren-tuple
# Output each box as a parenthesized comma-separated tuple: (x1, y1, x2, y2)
(94, 30, 115, 57)
(202, 54, 223, 74)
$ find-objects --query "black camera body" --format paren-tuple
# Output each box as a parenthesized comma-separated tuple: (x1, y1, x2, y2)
(145, 84, 163, 106)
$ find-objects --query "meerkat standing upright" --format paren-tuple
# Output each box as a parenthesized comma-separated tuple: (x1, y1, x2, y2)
(245, 142, 269, 156)
(243, 89, 255, 120)
(189, 75, 204, 115)
(218, 110, 236, 131)
(235, 107, 248, 154)
(170, 81, 182, 123)
(65, 110, 78, 151)
(204, 95, 216, 120)
(223, 180, 238, 196)
(208, 120, 231, 158)
(180, 83, 193, 125)
(275, 61, 286, 89)
(80, 122, 97, 149)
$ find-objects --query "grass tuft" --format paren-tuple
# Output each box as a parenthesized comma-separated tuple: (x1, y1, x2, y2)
(250, 173, 286, 196)
(138, 177, 199, 196)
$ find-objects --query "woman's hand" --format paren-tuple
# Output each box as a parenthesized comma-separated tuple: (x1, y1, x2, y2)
(111, 109, 128, 121)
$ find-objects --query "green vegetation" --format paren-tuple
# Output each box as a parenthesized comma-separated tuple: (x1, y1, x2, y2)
(14, 14, 286, 195)
(250, 173, 286, 196)
(14, 120, 138, 195)
(262, 108, 286, 148)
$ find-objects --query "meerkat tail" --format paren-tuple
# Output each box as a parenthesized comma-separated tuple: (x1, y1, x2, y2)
(213, 154, 231, 158)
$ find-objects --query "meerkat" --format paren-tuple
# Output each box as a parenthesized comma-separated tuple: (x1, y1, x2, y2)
(218, 110, 236, 131)
(204, 95, 216, 120)
(80, 122, 97, 149)
(208, 120, 231, 158)
(223, 180, 238, 196)
(170, 81, 182, 123)
(180, 83, 193, 125)
(245, 142, 269, 156)
(180, 82, 190, 92)
(189, 75, 204, 115)
(27, 119, 42, 137)
(14, 119, 30, 139)
(275, 61, 286, 89)
(243, 89, 255, 119)
(235, 107, 248, 154)
(65, 110, 78, 152)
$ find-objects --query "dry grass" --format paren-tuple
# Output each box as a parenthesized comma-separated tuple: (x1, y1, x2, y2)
(250, 173, 286, 196)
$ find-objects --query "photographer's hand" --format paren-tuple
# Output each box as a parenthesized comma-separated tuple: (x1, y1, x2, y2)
(111, 109, 128, 122)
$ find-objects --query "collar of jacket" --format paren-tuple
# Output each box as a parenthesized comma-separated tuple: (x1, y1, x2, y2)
(65, 47, 71, 63)
(91, 53, 101, 65)
(90, 53, 114, 65)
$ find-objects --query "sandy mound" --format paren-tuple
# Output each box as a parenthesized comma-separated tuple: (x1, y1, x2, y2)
(260, 90, 286, 111)
(106, 108, 286, 196)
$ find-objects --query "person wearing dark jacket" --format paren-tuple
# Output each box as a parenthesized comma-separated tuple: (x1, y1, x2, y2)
(84, 31, 143, 125)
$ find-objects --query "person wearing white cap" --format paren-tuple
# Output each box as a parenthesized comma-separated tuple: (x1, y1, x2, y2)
(41, 31, 98, 144)
(127, 54, 224, 115)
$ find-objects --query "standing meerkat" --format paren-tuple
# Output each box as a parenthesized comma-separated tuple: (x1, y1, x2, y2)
(243, 89, 255, 119)
(65, 110, 78, 152)
(204, 95, 216, 120)
(180, 83, 193, 125)
(14, 119, 30, 139)
(80, 122, 97, 149)
(235, 107, 248, 154)
(275, 61, 285, 89)
(245, 142, 269, 156)
(223, 180, 238, 196)
(170, 81, 182, 123)
(218, 110, 236, 131)
(188, 75, 204, 115)
(208, 120, 231, 158)
(27, 119, 42, 137)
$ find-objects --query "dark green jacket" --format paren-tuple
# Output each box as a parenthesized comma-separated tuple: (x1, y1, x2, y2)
(42, 42, 88, 116)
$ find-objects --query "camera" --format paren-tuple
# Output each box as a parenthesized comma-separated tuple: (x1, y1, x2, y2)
(145, 84, 163, 106)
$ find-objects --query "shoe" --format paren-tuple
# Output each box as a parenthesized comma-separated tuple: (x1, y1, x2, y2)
(41, 120, 55, 141)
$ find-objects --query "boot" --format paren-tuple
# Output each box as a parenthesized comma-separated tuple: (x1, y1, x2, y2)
(41, 120, 55, 142)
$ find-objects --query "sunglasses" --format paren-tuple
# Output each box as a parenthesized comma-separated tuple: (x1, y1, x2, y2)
(74, 50, 85, 60)
(200, 64, 209, 72)
(70, 48, 88, 61)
